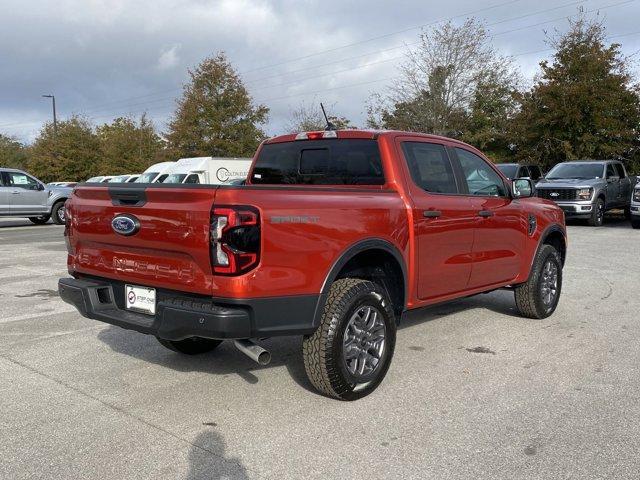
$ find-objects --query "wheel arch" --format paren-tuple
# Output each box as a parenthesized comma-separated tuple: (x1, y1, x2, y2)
(312, 238, 408, 327)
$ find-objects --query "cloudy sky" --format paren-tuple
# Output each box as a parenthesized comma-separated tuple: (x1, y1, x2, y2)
(1, 0, 639, 143)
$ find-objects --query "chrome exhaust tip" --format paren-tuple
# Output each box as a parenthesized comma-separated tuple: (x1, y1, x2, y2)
(233, 339, 271, 366)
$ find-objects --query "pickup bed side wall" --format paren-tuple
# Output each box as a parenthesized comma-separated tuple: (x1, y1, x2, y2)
(211, 186, 411, 299)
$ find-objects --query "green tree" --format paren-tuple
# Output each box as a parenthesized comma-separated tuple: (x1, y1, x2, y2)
(513, 17, 640, 171)
(28, 116, 101, 182)
(166, 52, 269, 158)
(368, 18, 519, 157)
(0, 134, 29, 169)
(96, 115, 165, 174)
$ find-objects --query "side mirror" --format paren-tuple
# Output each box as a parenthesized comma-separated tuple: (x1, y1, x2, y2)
(38, 183, 46, 191)
(513, 178, 534, 198)
(607, 175, 620, 183)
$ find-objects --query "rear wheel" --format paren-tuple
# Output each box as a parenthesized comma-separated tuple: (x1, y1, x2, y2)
(588, 198, 605, 226)
(156, 337, 222, 355)
(514, 244, 563, 319)
(302, 278, 396, 401)
(28, 215, 50, 225)
(51, 201, 66, 225)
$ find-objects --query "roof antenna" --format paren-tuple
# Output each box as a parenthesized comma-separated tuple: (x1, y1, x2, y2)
(320, 103, 336, 131)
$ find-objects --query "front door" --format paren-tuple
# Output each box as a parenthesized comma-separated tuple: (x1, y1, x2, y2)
(453, 147, 528, 289)
(397, 139, 476, 301)
(5, 171, 48, 215)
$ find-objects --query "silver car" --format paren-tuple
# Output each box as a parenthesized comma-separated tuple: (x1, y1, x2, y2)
(0, 168, 72, 225)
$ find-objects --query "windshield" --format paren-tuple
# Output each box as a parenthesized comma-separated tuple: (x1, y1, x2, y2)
(547, 163, 604, 179)
(162, 174, 187, 183)
(135, 172, 158, 183)
(108, 176, 128, 183)
(496, 164, 518, 179)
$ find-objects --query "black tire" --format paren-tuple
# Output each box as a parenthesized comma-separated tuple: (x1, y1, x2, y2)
(632, 218, 640, 230)
(156, 337, 222, 355)
(514, 244, 563, 319)
(302, 278, 396, 401)
(51, 201, 66, 225)
(588, 198, 605, 226)
(28, 215, 51, 225)
(624, 206, 632, 220)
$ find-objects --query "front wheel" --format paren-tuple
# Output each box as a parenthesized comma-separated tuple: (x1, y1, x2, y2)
(632, 218, 640, 230)
(29, 215, 50, 225)
(156, 337, 222, 355)
(588, 198, 605, 226)
(303, 278, 396, 401)
(51, 201, 66, 225)
(514, 244, 563, 319)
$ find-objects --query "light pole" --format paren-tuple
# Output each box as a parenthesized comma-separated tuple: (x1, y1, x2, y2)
(42, 94, 57, 135)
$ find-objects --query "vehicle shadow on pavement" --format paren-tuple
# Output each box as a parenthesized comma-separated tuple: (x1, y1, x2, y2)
(96, 326, 315, 393)
(186, 428, 250, 480)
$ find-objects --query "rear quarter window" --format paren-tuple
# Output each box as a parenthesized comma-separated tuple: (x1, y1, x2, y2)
(251, 139, 385, 185)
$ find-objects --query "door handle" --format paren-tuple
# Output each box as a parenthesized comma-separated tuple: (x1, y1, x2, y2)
(478, 210, 494, 218)
(423, 210, 442, 218)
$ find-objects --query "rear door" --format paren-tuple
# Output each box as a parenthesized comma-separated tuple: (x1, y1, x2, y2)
(0, 172, 11, 214)
(6, 171, 48, 214)
(615, 163, 630, 205)
(452, 147, 527, 289)
(396, 138, 476, 300)
(605, 163, 620, 207)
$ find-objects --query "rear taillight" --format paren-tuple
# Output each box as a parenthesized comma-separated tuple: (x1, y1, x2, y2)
(210, 206, 260, 275)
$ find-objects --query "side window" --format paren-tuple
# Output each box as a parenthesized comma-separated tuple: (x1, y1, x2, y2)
(0, 172, 6, 186)
(517, 166, 530, 178)
(455, 148, 507, 197)
(606, 164, 617, 178)
(184, 174, 200, 184)
(401, 142, 458, 194)
(7, 172, 39, 190)
(614, 163, 626, 179)
(529, 166, 542, 181)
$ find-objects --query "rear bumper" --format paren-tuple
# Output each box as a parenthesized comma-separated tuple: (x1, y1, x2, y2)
(58, 277, 320, 340)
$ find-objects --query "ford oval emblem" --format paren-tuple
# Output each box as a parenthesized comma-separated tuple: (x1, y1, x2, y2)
(550, 192, 560, 197)
(111, 215, 140, 236)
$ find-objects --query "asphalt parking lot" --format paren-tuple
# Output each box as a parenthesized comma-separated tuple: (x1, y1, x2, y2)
(1, 216, 639, 480)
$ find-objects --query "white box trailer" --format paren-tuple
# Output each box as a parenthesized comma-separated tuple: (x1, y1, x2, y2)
(161, 157, 252, 185)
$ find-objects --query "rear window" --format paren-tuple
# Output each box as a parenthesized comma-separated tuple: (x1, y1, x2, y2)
(251, 139, 385, 185)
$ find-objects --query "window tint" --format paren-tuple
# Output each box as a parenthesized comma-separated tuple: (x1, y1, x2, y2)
(251, 139, 384, 185)
(496, 164, 518, 179)
(455, 148, 506, 197)
(184, 174, 200, 184)
(0, 172, 6, 186)
(7, 172, 39, 190)
(529, 165, 542, 181)
(517, 166, 530, 178)
(401, 142, 458, 194)
(606, 164, 617, 178)
(614, 163, 626, 178)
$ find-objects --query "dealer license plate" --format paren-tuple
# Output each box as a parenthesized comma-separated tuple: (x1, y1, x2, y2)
(125, 284, 156, 315)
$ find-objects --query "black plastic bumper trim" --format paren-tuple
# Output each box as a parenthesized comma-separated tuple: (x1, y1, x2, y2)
(58, 277, 319, 340)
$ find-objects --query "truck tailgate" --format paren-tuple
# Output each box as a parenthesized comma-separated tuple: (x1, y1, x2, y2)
(66, 185, 218, 295)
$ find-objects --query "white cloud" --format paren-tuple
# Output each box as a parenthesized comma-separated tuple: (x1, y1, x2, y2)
(157, 44, 181, 71)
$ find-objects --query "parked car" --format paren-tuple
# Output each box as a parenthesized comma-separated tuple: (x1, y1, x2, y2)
(135, 162, 175, 183)
(59, 129, 567, 400)
(536, 160, 637, 227)
(86, 176, 115, 183)
(161, 157, 252, 185)
(631, 184, 640, 229)
(0, 168, 72, 224)
(496, 163, 543, 181)
(107, 174, 139, 183)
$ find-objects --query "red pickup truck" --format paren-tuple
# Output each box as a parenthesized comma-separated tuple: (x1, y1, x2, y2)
(59, 130, 567, 400)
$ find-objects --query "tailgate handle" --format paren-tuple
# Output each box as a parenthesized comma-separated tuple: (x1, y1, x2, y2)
(109, 188, 147, 207)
